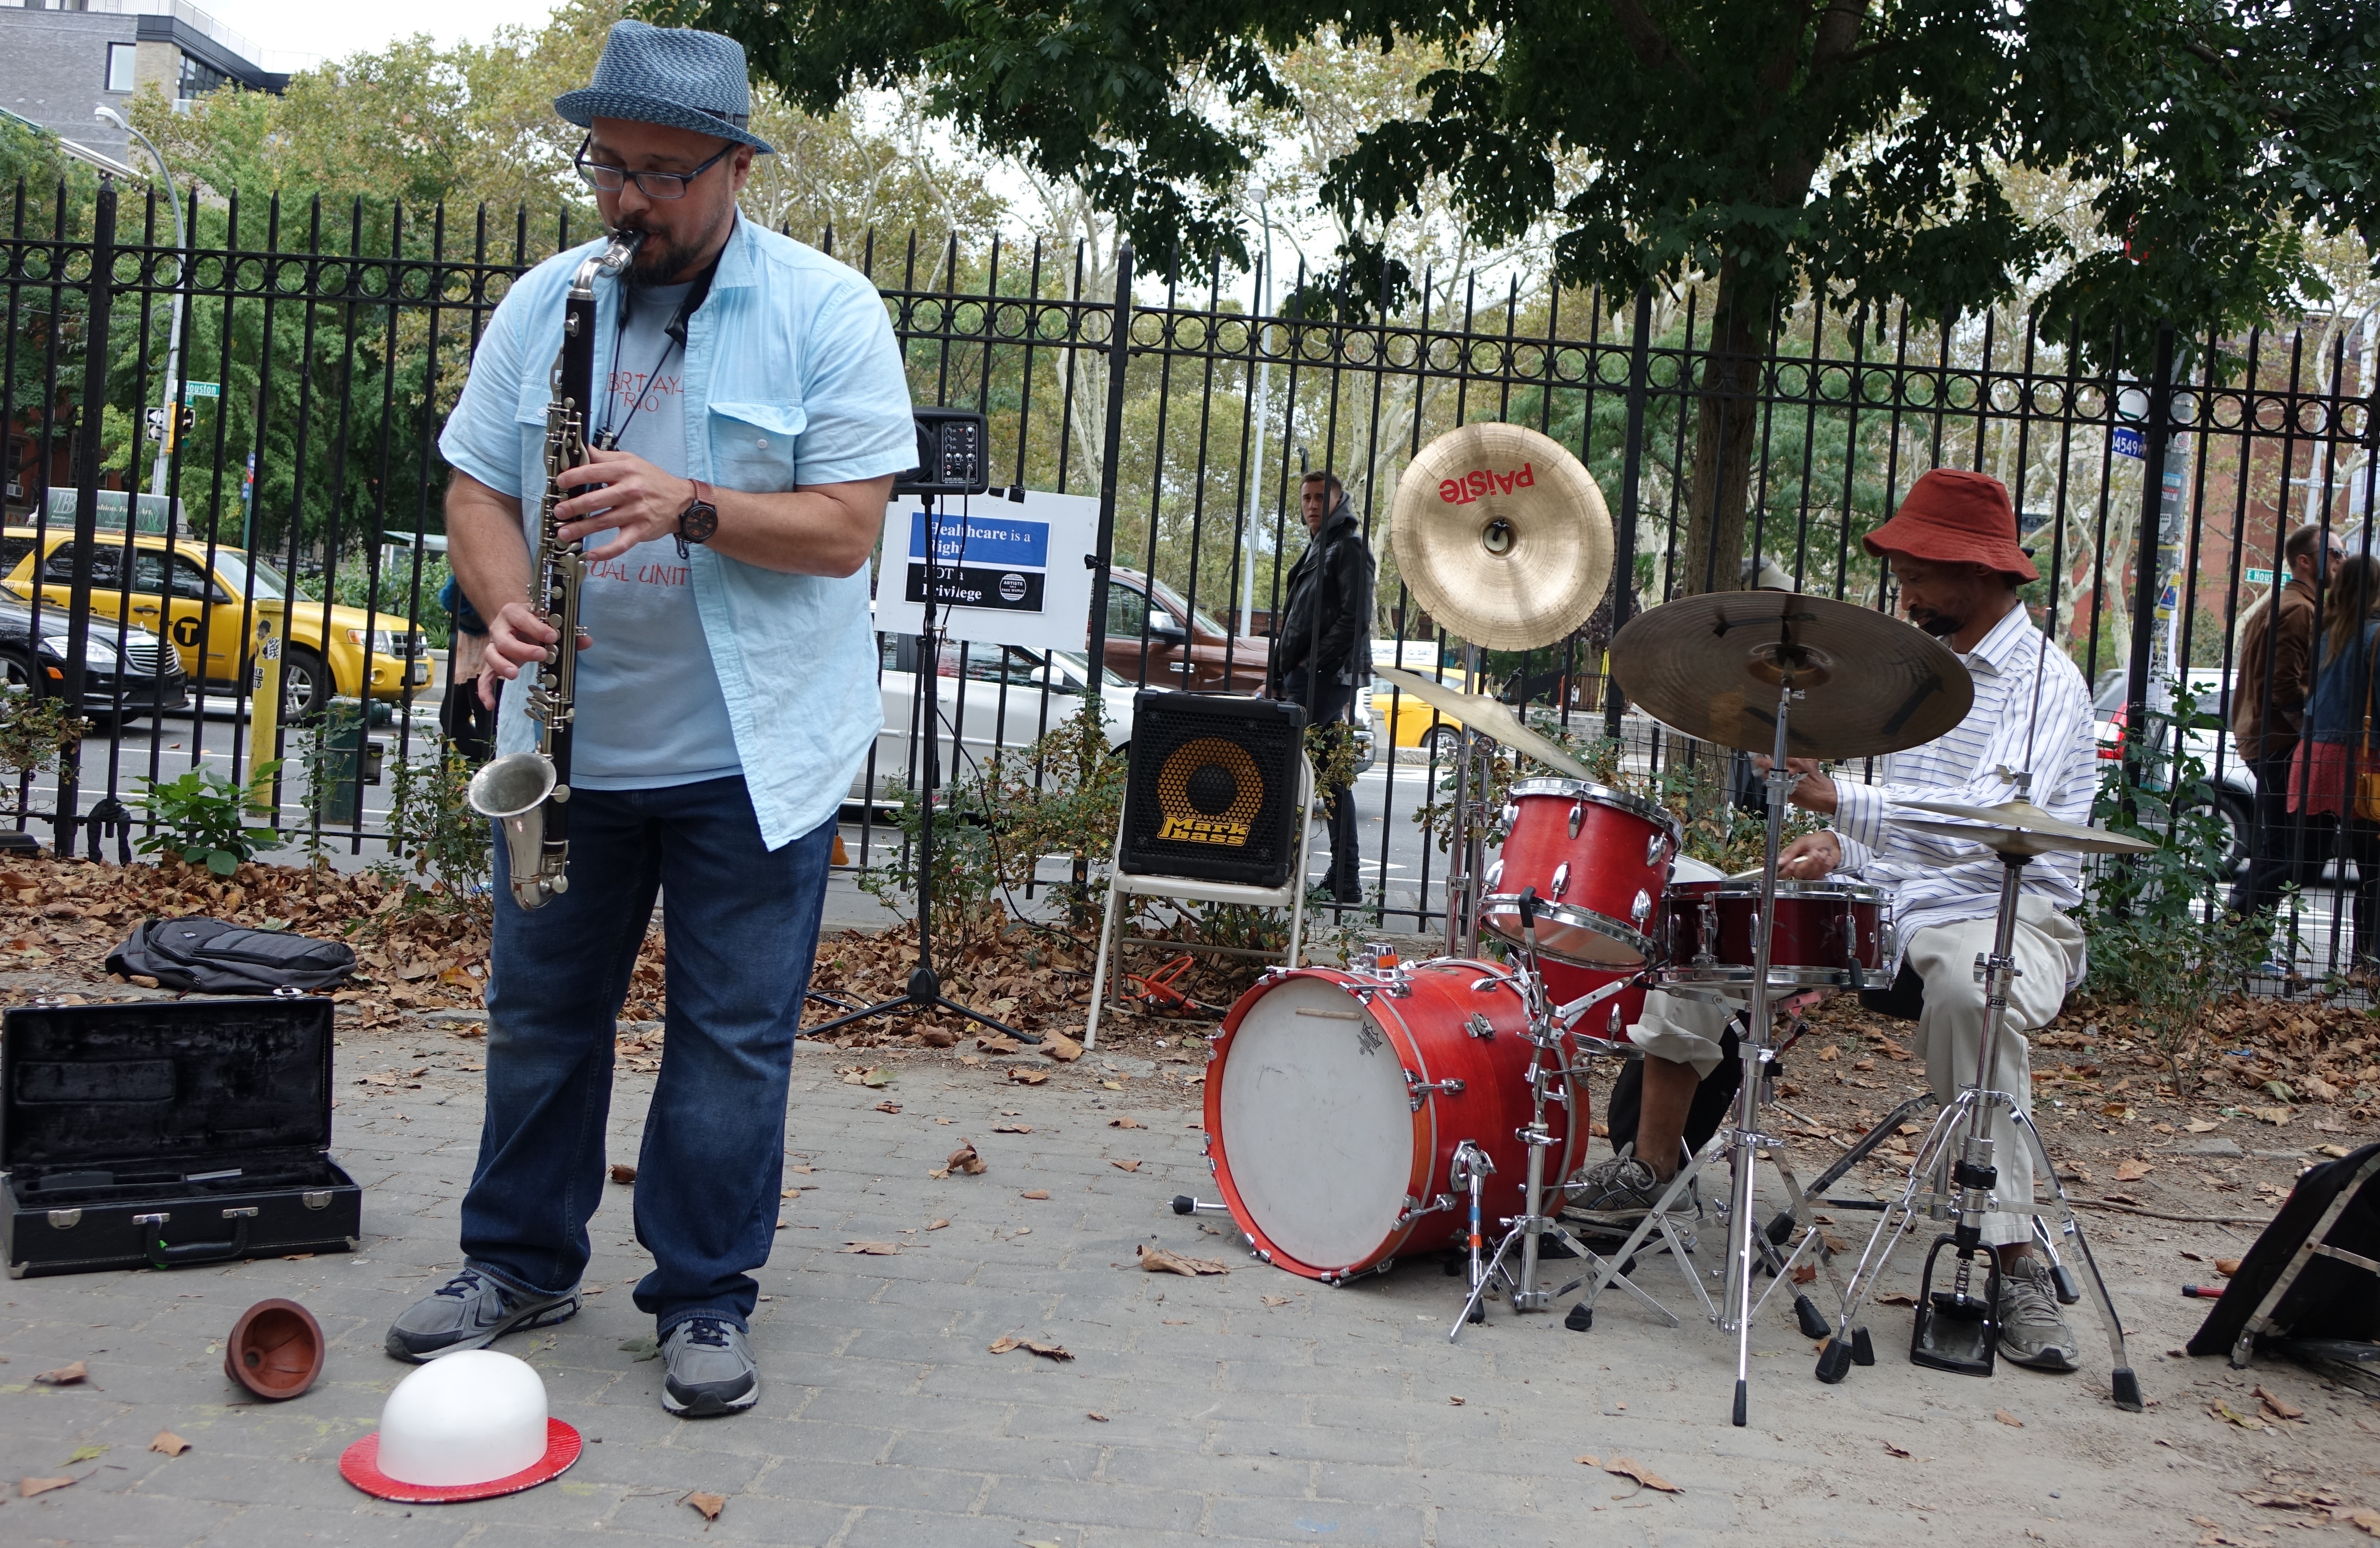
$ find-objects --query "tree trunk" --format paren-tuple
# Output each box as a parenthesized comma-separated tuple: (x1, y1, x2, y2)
(1677, 262, 1770, 598)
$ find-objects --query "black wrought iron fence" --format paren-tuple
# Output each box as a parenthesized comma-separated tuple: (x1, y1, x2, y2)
(4, 177, 2374, 972)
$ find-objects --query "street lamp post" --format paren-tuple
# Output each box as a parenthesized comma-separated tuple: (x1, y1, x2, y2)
(95, 105, 186, 504)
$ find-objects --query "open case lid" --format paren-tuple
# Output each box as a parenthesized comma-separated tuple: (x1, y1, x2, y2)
(2, 998, 336, 1173)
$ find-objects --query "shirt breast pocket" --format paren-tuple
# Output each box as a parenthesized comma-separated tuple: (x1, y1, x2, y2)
(708, 401, 806, 493)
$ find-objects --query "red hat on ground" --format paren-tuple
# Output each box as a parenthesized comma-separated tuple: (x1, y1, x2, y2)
(1862, 468, 2037, 583)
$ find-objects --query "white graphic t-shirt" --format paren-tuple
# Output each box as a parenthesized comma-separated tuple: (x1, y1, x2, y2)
(568, 275, 740, 788)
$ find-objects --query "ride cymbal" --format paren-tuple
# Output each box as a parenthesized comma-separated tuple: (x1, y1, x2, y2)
(1389, 422, 1613, 652)
(1890, 797, 2156, 858)
(1607, 591, 1973, 760)
(1373, 665, 1592, 780)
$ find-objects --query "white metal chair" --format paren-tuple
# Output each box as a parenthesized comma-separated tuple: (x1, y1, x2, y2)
(1084, 753, 1315, 1048)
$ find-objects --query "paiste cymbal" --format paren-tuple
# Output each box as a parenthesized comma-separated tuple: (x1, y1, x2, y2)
(1390, 422, 1614, 651)
(1607, 591, 1974, 760)
(1890, 797, 2156, 858)
(1372, 665, 1592, 780)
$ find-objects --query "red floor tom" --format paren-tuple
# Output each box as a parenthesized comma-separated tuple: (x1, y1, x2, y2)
(1203, 960, 1585, 1281)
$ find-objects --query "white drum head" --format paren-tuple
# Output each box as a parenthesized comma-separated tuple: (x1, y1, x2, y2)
(1671, 853, 1724, 884)
(1219, 977, 1415, 1270)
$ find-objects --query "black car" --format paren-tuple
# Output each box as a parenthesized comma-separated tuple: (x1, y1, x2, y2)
(0, 598, 189, 725)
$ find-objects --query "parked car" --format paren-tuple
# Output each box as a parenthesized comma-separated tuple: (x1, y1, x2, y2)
(1100, 567, 1270, 693)
(857, 638, 1134, 803)
(2092, 667, 2254, 874)
(1, 529, 429, 722)
(1370, 639, 1471, 757)
(0, 597, 187, 726)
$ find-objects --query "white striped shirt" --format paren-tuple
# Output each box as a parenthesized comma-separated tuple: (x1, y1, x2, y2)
(1828, 600, 2098, 988)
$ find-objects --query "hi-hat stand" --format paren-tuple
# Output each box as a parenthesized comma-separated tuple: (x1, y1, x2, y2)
(810, 416, 1039, 1045)
(1816, 847, 2140, 1409)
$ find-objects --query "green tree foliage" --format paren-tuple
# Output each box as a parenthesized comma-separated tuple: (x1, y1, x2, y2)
(671, 0, 2379, 596)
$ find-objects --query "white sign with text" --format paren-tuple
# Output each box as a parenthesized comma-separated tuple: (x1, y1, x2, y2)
(874, 488, 1099, 654)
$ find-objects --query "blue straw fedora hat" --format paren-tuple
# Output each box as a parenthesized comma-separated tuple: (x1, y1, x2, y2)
(554, 20, 774, 154)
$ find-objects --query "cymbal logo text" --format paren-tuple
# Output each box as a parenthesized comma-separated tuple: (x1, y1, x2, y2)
(1437, 463, 1536, 504)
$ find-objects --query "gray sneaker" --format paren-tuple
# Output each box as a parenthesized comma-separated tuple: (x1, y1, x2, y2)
(1996, 1256, 2080, 1372)
(384, 1267, 581, 1364)
(1566, 1156, 1696, 1222)
(660, 1317, 758, 1417)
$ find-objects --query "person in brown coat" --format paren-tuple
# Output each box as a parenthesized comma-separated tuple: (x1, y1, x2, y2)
(2231, 522, 2341, 915)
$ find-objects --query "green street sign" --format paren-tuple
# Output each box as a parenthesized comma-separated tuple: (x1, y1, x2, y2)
(181, 380, 220, 399)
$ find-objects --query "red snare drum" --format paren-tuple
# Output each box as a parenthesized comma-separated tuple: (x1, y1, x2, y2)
(1658, 879, 1896, 991)
(1203, 960, 1585, 1282)
(1481, 780, 1683, 968)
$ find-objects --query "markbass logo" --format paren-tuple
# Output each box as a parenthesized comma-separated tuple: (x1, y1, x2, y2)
(1437, 462, 1535, 505)
(1156, 737, 1263, 846)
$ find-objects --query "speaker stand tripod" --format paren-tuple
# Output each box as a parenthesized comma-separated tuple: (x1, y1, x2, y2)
(1815, 847, 2139, 1409)
(808, 491, 1039, 1045)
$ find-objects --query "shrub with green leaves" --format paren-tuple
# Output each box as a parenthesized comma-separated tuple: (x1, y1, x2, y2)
(135, 763, 282, 876)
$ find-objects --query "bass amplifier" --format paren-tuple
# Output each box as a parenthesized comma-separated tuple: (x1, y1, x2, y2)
(1118, 692, 1308, 888)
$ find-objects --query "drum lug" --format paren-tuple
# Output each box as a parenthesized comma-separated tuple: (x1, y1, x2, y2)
(1646, 830, 1668, 867)
(1465, 1012, 1495, 1041)
(1396, 1193, 1456, 1226)
(1695, 900, 1718, 966)
(1568, 801, 1586, 839)
(1404, 1070, 1466, 1110)
(1483, 859, 1504, 894)
(1200, 1133, 1212, 1155)
(1207, 1157, 1218, 1173)
(1550, 862, 1570, 900)
(1630, 888, 1652, 927)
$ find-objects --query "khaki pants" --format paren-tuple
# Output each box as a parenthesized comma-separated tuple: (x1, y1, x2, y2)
(1904, 897, 2087, 1248)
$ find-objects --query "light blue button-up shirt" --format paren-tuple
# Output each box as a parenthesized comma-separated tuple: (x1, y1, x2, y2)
(438, 216, 914, 850)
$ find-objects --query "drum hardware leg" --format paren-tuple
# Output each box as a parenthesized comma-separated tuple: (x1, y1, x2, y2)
(2010, 1102, 2143, 1410)
(1170, 1195, 1229, 1216)
(1449, 1141, 1496, 1327)
(2030, 1213, 2083, 1306)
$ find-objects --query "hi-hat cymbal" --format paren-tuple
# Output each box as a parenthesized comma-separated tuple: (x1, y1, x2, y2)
(1607, 591, 1973, 760)
(1390, 422, 1613, 652)
(1373, 665, 1592, 780)
(1890, 797, 2156, 858)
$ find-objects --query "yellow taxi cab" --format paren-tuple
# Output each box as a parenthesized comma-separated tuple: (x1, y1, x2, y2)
(1369, 641, 1474, 756)
(1, 529, 429, 720)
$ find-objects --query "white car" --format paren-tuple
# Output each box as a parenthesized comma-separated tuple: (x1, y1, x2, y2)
(854, 638, 1134, 802)
(2092, 667, 2254, 872)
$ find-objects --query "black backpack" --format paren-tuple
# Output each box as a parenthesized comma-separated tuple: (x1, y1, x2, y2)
(107, 916, 357, 994)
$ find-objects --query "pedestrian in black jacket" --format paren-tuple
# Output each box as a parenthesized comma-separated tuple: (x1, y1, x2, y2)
(1275, 470, 1375, 903)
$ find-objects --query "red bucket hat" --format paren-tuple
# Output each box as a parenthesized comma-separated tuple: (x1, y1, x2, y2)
(1861, 469, 2037, 583)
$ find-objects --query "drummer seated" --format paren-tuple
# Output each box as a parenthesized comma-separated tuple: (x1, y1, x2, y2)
(1581, 469, 2096, 1376)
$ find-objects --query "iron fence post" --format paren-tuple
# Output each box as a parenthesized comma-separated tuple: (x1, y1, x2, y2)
(1605, 284, 1652, 743)
(54, 175, 116, 855)
(2123, 324, 2177, 810)
(1085, 243, 1134, 682)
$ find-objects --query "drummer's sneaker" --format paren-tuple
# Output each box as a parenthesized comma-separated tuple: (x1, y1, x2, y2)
(1995, 1256, 2080, 1373)
(660, 1316, 759, 1417)
(1565, 1156, 1698, 1236)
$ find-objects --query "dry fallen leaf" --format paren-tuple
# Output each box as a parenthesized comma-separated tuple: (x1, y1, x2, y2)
(838, 1241, 902, 1255)
(946, 1142, 987, 1176)
(1448, 1395, 1466, 1406)
(1261, 1294, 1290, 1306)
(608, 1163, 637, 1184)
(988, 1335, 1023, 1353)
(1021, 1188, 1051, 1200)
(1043, 1032, 1085, 1062)
(1876, 1292, 1919, 1307)
(976, 1034, 1023, 1054)
(1817, 1045, 1840, 1062)
(1994, 1410, 2024, 1428)
(2211, 1400, 2268, 1429)
(1109, 1116, 1143, 1129)
(2254, 1385, 2305, 1420)
(874, 1100, 903, 1114)
(33, 1362, 86, 1386)
(1101, 1079, 1125, 1090)
(927, 1218, 950, 1231)
(149, 1432, 189, 1457)
(2115, 1159, 2152, 1183)
(19, 1476, 74, 1498)
(789, 1164, 814, 1174)
(1138, 1243, 1229, 1276)
(1788, 1263, 1817, 1285)
(687, 1492, 725, 1521)
(1604, 1457, 1681, 1493)
(2186, 1118, 2223, 1134)
(1111, 1159, 1142, 1173)
(1009, 1068, 1050, 1085)
(1883, 1441, 1911, 1458)
(1087, 1411, 1109, 1422)
(986, 1337, 1072, 1362)
(992, 1122, 1034, 1134)
(2216, 1257, 2243, 1277)
(1575, 1454, 1600, 1467)
(2344, 1508, 2380, 1536)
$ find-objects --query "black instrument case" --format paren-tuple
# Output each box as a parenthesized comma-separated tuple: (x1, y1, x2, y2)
(2, 997, 360, 1277)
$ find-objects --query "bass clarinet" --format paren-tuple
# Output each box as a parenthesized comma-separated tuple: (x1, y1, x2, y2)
(468, 229, 643, 910)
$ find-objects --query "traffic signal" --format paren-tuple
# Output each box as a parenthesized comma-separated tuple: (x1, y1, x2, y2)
(164, 404, 197, 453)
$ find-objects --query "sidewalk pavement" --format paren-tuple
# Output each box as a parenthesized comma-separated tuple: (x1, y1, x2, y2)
(0, 1020, 2364, 1547)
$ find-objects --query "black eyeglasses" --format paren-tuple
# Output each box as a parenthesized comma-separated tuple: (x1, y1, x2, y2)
(574, 136, 734, 200)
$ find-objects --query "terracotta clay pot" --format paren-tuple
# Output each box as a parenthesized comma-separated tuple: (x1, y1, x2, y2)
(224, 1298, 324, 1401)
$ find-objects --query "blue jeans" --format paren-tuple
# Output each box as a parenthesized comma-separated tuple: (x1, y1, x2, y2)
(461, 776, 833, 1336)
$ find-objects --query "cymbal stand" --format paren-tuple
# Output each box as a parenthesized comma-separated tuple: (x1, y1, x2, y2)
(1441, 645, 1489, 959)
(1448, 893, 1675, 1340)
(1815, 848, 2142, 1411)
